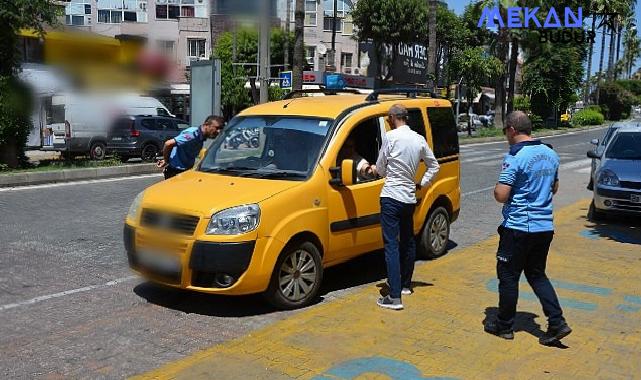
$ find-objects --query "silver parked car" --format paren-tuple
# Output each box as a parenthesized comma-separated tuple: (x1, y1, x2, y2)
(587, 122, 635, 190)
(588, 125, 641, 220)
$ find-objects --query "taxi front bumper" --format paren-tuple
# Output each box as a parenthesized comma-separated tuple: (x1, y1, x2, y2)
(123, 223, 273, 295)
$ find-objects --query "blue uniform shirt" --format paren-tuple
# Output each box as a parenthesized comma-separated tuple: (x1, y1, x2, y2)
(169, 126, 205, 170)
(498, 140, 559, 232)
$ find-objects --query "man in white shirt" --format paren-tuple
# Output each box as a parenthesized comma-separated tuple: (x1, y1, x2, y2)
(375, 104, 440, 310)
(337, 136, 376, 182)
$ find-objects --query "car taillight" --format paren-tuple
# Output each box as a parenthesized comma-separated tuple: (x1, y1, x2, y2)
(130, 128, 140, 137)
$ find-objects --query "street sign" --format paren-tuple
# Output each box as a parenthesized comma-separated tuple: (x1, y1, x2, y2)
(280, 71, 292, 89)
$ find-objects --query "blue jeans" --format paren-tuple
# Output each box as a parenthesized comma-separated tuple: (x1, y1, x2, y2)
(381, 197, 416, 299)
(496, 226, 565, 328)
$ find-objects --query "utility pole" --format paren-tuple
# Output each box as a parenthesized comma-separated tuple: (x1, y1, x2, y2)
(331, 0, 338, 70)
(284, 0, 291, 71)
(292, 0, 304, 90)
(259, 0, 271, 103)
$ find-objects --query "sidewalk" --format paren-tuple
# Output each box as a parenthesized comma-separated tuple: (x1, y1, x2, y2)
(459, 124, 608, 145)
(133, 200, 641, 380)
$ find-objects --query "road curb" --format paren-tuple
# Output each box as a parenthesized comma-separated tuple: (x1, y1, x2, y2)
(459, 124, 609, 146)
(0, 163, 161, 188)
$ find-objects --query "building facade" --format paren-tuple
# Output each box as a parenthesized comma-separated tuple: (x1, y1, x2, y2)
(63, 0, 212, 83)
(284, 0, 360, 75)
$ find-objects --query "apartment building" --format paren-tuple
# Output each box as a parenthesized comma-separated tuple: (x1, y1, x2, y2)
(284, 0, 360, 75)
(63, 0, 212, 83)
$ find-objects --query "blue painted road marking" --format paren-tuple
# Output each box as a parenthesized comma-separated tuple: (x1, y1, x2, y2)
(617, 304, 641, 313)
(623, 295, 641, 305)
(312, 357, 459, 380)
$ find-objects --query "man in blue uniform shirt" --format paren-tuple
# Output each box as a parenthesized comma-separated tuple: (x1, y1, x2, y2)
(484, 111, 572, 346)
(158, 115, 224, 179)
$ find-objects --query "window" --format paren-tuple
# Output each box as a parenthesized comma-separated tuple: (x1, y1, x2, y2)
(323, 0, 352, 32)
(406, 109, 426, 139)
(156, 0, 199, 19)
(85, 4, 91, 14)
(156, 118, 176, 130)
(181, 6, 194, 17)
(140, 119, 157, 130)
(305, 0, 317, 26)
(306, 46, 316, 60)
(341, 53, 353, 68)
(124, 11, 137, 21)
(98, 9, 125, 23)
(188, 39, 206, 58)
(72, 15, 85, 25)
(66, 0, 92, 25)
(336, 117, 383, 183)
(427, 107, 459, 158)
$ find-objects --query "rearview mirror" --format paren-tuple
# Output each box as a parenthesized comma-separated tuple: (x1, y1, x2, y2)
(590, 139, 599, 145)
(329, 159, 356, 187)
(587, 150, 601, 159)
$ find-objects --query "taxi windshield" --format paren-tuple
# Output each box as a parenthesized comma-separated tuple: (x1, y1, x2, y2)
(199, 116, 333, 179)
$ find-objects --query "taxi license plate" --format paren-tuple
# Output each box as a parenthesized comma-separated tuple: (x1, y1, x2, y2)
(136, 249, 181, 273)
(631, 194, 641, 204)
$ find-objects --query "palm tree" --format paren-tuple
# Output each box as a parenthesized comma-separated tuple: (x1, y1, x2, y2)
(623, 25, 641, 78)
(292, 0, 305, 91)
(584, 11, 597, 102)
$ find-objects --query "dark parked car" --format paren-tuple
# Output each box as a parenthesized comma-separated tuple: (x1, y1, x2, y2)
(107, 116, 190, 162)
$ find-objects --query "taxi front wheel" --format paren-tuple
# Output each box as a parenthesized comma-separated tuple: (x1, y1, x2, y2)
(418, 206, 450, 259)
(264, 241, 323, 310)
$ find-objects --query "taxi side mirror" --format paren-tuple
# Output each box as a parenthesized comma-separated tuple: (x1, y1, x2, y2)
(329, 159, 356, 187)
(590, 139, 599, 146)
(198, 148, 207, 160)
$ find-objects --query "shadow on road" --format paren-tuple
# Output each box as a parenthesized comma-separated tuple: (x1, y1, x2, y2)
(482, 306, 569, 349)
(134, 239, 459, 317)
(581, 212, 641, 245)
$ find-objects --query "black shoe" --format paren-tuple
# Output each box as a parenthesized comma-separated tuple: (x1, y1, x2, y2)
(484, 320, 514, 340)
(539, 322, 572, 346)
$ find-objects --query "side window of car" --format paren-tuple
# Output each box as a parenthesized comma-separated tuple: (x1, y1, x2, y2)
(406, 109, 426, 139)
(140, 118, 156, 130)
(335, 116, 383, 184)
(156, 118, 175, 131)
(157, 107, 170, 117)
(427, 106, 460, 158)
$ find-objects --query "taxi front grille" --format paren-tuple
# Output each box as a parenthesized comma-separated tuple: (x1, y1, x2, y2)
(620, 181, 641, 190)
(140, 209, 200, 235)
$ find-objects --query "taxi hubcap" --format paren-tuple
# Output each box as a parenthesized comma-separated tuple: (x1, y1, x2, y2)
(430, 213, 448, 252)
(279, 249, 316, 301)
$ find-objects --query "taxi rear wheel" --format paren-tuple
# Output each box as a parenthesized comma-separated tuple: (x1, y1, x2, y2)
(264, 241, 323, 310)
(418, 206, 450, 259)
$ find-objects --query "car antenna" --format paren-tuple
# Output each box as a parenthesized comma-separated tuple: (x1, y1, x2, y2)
(283, 97, 297, 109)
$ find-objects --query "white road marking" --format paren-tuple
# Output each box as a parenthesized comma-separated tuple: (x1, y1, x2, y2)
(560, 159, 592, 170)
(461, 155, 502, 163)
(462, 186, 495, 197)
(0, 276, 138, 312)
(459, 126, 607, 147)
(0, 174, 162, 192)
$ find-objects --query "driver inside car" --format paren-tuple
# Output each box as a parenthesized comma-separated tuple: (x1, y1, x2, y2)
(337, 136, 377, 183)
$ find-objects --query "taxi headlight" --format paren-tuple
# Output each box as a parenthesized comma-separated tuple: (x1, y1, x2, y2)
(206, 204, 260, 235)
(127, 191, 144, 221)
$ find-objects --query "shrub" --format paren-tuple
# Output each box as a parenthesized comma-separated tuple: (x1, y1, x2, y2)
(585, 105, 602, 113)
(530, 114, 544, 129)
(571, 109, 604, 126)
(513, 95, 531, 113)
(0, 76, 33, 168)
(597, 82, 635, 121)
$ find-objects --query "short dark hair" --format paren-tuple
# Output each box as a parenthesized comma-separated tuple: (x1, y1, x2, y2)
(204, 115, 225, 127)
(505, 111, 532, 135)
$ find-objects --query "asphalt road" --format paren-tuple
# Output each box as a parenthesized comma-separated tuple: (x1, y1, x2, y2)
(0, 127, 606, 379)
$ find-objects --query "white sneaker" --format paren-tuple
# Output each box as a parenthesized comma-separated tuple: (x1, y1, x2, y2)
(401, 288, 413, 296)
(377, 295, 404, 310)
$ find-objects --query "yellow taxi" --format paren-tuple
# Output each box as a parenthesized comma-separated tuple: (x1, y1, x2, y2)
(124, 89, 461, 309)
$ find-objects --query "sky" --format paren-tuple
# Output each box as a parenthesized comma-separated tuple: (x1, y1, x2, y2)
(444, 0, 641, 78)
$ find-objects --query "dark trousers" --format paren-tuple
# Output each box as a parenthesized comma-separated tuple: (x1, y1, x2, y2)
(496, 226, 565, 328)
(163, 166, 186, 180)
(381, 197, 416, 299)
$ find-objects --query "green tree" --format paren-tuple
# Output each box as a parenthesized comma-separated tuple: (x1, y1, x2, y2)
(351, 0, 428, 81)
(0, 0, 59, 168)
(449, 47, 503, 136)
(213, 28, 294, 119)
(436, 5, 468, 97)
